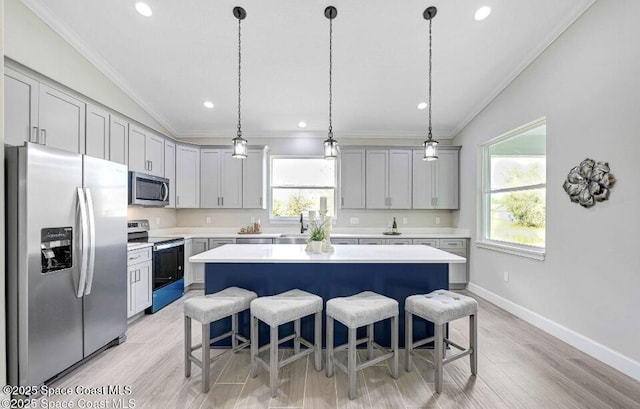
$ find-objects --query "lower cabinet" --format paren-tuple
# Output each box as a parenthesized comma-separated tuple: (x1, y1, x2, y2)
(127, 248, 152, 319)
(331, 238, 359, 245)
(413, 238, 469, 289)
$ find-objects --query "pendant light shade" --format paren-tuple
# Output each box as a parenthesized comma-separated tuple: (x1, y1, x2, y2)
(232, 6, 247, 159)
(324, 6, 338, 159)
(422, 6, 439, 161)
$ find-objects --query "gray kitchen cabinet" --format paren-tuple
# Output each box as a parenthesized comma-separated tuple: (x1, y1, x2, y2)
(331, 238, 359, 245)
(243, 148, 266, 209)
(85, 104, 109, 160)
(109, 115, 129, 165)
(412, 238, 439, 248)
(37, 84, 86, 153)
(340, 149, 366, 209)
(190, 239, 209, 284)
(145, 132, 165, 177)
(358, 238, 385, 245)
(412, 147, 460, 209)
(176, 145, 200, 208)
(201, 149, 242, 208)
(209, 239, 235, 248)
(365, 149, 412, 209)
(128, 125, 147, 172)
(413, 237, 468, 289)
(385, 238, 412, 245)
(4, 68, 38, 146)
(127, 247, 152, 319)
(164, 140, 176, 208)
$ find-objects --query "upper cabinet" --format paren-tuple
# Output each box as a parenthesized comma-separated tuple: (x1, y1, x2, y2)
(243, 148, 267, 209)
(4, 68, 38, 147)
(109, 115, 129, 165)
(176, 145, 200, 208)
(365, 149, 412, 209)
(340, 149, 366, 209)
(164, 141, 176, 208)
(201, 149, 243, 208)
(412, 147, 460, 209)
(85, 104, 109, 160)
(128, 125, 164, 177)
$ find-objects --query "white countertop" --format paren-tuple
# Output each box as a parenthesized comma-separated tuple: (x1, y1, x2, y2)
(189, 244, 467, 264)
(127, 242, 153, 251)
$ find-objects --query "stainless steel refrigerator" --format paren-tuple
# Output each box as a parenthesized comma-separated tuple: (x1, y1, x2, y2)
(6, 143, 128, 387)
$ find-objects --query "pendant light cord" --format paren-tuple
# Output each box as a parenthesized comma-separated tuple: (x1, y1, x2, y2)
(428, 17, 432, 140)
(237, 17, 242, 137)
(328, 15, 333, 137)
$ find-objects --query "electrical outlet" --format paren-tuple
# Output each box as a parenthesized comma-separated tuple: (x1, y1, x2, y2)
(155, 217, 161, 225)
(504, 271, 509, 282)
(435, 216, 441, 225)
(402, 217, 408, 225)
(206, 217, 211, 224)
(250, 216, 256, 223)
(350, 217, 360, 225)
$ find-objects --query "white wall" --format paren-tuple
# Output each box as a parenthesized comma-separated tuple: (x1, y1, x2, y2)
(3, 0, 172, 136)
(1, 0, 7, 397)
(453, 0, 640, 378)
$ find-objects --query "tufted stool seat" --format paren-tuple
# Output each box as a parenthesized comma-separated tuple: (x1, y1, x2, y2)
(184, 287, 257, 393)
(326, 291, 399, 400)
(405, 290, 478, 394)
(250, 289, 323, 398)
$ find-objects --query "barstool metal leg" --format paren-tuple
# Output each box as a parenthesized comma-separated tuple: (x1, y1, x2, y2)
(250, 315, 258, 378)
(326, 316, 334, 377)
(367, 323, 374, 360)
(184, 316, 192, 378)
(470, 314, 478, 375)
(231, 313, 238, 349)
(270, 325, 279, 398)
(391, 315, 399, 379)
(405, 311, 412, 372)
(347, 327, 357, 400)
(294, 318, 301, 354)
(314, 312, 322, 371)
(434, 323, 444, 394)
(202, 322, 211, 393)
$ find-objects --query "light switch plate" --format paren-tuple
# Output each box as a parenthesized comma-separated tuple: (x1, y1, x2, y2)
(435, 216, 441, 225)
(402, 217, 408, 225)
(350, 217, 360, 225)
(155, 217, 161, 225)
(206, 217, 211, 224)
(250, 216, 256, 223)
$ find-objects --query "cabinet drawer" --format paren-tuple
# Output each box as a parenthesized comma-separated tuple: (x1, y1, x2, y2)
(209, 239, 235, 249)
(332, 238, 359, 245)
(127, 247, 152, 264)
(439, 239, 467, 249)
(386, 238, 412, 245)
(413, 239, 439, 248)
(358, 238, 385, 245)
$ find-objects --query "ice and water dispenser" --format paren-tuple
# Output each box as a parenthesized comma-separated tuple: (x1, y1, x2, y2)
(41, 227, 73, 273)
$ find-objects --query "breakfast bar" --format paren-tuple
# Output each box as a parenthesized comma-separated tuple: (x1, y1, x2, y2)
(190, 244, 466, 348)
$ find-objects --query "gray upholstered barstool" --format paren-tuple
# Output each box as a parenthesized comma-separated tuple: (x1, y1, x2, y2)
(184, 287, 257, 393)
(250, 289, 323, 397)
(405, 290, 478, 393)
(326, 291, 399, 400)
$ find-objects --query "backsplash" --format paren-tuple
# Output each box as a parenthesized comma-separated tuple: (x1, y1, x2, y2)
(127, 207, 177, 228)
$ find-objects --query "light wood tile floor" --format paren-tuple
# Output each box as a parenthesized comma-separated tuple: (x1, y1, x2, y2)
(38, 290, 640, 409)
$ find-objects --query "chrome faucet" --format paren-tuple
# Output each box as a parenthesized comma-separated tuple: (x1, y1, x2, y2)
(300, 213, 308, 234)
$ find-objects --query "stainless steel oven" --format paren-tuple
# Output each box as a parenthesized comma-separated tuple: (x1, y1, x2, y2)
(128, 172, 169, 207)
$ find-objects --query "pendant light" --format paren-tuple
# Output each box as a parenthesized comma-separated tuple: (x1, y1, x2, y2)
(232, 6, 248, 159)
(423, 6, 438, 161)
(323, 6, 338, 159)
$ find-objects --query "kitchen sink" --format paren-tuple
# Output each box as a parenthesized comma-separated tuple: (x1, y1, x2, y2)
(277, 234, 309, 244)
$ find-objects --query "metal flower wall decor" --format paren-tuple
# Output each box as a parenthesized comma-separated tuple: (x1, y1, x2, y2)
(562, 158, 616, 208)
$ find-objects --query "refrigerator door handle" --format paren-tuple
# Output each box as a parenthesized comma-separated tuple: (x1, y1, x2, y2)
(84, 188, 97, 295)
(77, 187, 89, 298)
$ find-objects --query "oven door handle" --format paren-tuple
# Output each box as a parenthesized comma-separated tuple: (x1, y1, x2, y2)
(153, 240, 185, 251)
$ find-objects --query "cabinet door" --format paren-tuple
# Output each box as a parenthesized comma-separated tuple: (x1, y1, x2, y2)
(388, 150, 412, 209)
(128, 125, 147, 172)
(412, 150, 436, 209)
(85, 104, 109, 160)
(176, 145, 200, 208)
(434, 149, 459, 209)
(200, 149, 221, 208)
(134, 262, 152, 313)
(4, 68, 38, 146)
(243, 149, 265, 209)
(145, 133, 164, 177)
(340, 149, 365, 209)
(365, 150, 389, 209)
(38, 84, 85, 153)
(109, 115, 129, 165)
(164, 141, 176, 208)
(191, 239, 208, 284)
(127, 265, 136, 318)
(442, 248, 467, 285)
(220, 151, 243, 208)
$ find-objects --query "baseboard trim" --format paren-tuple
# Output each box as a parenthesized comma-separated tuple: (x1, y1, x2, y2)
(467, 282, 640, 381)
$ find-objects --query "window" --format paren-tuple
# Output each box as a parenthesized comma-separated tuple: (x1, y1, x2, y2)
(270, 156, 337, 220)
(478, 119, 546, 259)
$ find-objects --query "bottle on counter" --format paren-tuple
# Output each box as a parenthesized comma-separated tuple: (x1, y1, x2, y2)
(392, 217, 398, 234)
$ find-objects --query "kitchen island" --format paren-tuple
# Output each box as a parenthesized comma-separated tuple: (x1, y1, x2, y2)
(190, 244, 466, 347)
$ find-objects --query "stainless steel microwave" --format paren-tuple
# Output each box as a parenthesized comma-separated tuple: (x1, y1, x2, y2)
(128, 172, 169, 207)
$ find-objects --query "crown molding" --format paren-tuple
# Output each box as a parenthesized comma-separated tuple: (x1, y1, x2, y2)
(20, 0, 179, 136)
(175, 129, 453, 139)
(449, 0, 598, 139)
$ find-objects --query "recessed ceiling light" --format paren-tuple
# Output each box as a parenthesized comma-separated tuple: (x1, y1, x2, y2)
(135, 2, 153, 17)
(474, 6, 491, 21)
(298, 121, 307, 128)
(203, 101, 214, 109)
(417, 102, 428, 110)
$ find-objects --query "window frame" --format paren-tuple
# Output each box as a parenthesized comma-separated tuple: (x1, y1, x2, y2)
(476, 118, 547, 260)
(268, 155, 338, 223)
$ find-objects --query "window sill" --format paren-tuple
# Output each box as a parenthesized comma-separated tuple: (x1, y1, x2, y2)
(476, 240, 545, 261)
